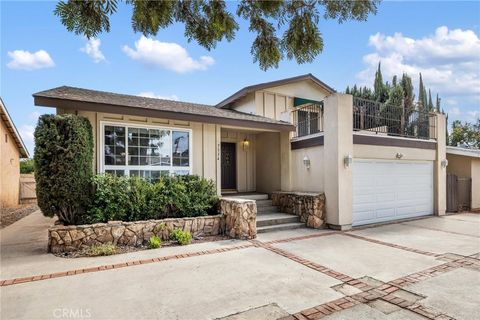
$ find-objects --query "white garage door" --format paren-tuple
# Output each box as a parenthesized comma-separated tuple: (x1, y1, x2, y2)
(353, 159, 433, 226)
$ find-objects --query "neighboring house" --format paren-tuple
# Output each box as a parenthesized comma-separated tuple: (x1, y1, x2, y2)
(33, 74, 448, 230)
(446, 146, 480, 212)
(0, 98, 30, 208)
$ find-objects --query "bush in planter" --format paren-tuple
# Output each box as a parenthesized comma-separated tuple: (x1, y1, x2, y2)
(86, 174, 219, 223)
(34, 114, 93, 225)
(169, 228, 192, 245)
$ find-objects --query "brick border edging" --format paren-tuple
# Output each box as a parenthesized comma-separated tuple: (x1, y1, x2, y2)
(0, 243, 253, 287)
(342, 232, 439, 257)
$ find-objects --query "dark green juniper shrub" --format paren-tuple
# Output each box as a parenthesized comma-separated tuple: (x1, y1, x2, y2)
(34, 114, 93, 225)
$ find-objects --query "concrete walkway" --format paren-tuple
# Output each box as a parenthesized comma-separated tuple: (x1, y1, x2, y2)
(1, 211, 479, 320)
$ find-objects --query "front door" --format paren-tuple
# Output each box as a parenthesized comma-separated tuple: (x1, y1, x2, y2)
(221, 142, 236, 190)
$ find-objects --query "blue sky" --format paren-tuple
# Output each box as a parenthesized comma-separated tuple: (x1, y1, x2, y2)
(2, 1, 479, 155)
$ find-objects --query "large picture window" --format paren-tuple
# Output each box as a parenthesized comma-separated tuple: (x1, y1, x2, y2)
(101, 122, 191, 179)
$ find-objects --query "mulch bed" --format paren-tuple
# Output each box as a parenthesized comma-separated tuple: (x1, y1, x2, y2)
(1, 204, 39, 229)
(54, 234, 231, 258)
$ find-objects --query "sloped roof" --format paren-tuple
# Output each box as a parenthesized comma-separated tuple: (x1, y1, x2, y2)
(446, 146, 480, 158)
(215, 73, 336, 109)
(0, 98, 29, 158)
(33, 86, 295, 131)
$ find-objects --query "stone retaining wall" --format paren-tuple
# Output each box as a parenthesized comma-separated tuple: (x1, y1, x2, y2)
(271, 191, 326, 228)
(48, 215, 224, 253)
(48, 198, 257, 253)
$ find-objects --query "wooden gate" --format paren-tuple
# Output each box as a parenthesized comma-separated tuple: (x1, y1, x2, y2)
(19, 174, 37, 204)
(446, 173, 458, 212)
(447, 173, 471, 212)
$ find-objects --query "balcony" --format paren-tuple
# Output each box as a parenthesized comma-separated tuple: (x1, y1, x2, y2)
(292, 102, 324, 138)
(292, 97, 437, 141)
(353, 97, 437, 141)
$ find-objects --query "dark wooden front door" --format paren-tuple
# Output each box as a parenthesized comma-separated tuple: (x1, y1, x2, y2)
(221, 142, 236, 190)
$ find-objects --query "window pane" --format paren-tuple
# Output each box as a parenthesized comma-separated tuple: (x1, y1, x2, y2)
(172, 131, 189, 167)
(173, 170, 189, 176)
(104, 125, 126, 166)
(105, 170, 124, 177)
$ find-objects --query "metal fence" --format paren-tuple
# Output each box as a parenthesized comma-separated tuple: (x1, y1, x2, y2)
(292, 102, 324, 138)
(352, 97, 437, 140)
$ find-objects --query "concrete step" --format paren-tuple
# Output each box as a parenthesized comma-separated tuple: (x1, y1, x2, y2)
(256, 199, 273, 207)
(256, 213, 300, 227)
(257, 222, 305, 233)
(231, 194, 269, 200)
(257, 205, 279, 213)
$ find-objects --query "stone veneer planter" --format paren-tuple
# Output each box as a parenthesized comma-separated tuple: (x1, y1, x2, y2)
(48, 197, 257, 253)
(220, 197, 257, 240)
(271, 191, 326, 228)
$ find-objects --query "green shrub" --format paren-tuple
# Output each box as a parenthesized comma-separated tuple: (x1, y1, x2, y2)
(87, 174, 131, 223)
(20, 159, 34, 174)
(86, 174, 218, 223)
(178, 175, 219, 217)
(84, 243, 117, 256)
(170, 228, 192, 245)
(34, 114, 93, 225)
(147, 235, 161, 249)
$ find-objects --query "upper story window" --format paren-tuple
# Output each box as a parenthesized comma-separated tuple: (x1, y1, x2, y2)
(101, 122, 191, 180)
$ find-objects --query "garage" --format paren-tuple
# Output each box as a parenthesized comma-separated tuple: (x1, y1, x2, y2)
(353, 159, 434, 226)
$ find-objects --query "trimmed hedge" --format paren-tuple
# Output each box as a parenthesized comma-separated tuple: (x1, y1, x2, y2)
(87, 174, 219, 223)
(34, 114, 93, 225)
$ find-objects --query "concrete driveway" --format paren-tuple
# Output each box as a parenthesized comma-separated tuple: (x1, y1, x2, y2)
(1, 211, 479, 320)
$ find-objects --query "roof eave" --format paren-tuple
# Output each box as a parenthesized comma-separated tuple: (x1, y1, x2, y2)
(0, 98, 30, 158)
(33, 95, 296, 132)
(215, 73, 336, 109)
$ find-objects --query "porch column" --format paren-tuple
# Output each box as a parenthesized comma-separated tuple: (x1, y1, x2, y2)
(323, 93, 353, 230)
(280, 131, 292, 191)
(434, 113, 447, 216)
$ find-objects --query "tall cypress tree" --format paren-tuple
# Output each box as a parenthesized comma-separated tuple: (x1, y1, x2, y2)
(436, 94, 441, 112)
(428, 89, 433, 111)
(374, 62, 386, 102)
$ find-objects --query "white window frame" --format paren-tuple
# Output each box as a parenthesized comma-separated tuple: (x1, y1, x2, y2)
(99, 121, 193, 177)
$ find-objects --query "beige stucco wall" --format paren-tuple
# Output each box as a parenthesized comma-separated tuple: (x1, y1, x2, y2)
(0, 118, 21, 208)
(256, 132, 281, 193)
(472, 159, 480, 210)
(447, 153, 480, 210)
(229, 80, 330, 122)
(446, 154, 472, 178)
(291, 145, 324, 192)
(354, 142, 436, 161)
(221, 129, 256, 192)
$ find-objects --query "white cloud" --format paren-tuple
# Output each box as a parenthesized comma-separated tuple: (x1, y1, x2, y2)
(137, 92, 179, 100)
(80, 38, 106, 63)
(19, 124, 35, 151)
(356, 26, 480, 125)
(7, 50, 55, 70)
(357, 26, 480, 96)
(123, 36, 214, 73)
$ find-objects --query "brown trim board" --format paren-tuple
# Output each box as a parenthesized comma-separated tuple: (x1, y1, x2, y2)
(34, 96, 295, 132)
(291, 134, 436, 150)
(291, 135, 324, 150)
(353, 134, 436, 150)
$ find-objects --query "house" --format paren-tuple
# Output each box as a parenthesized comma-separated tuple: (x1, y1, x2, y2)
(446, 146, 480, 212)
(1, 98, 30, 208)
(33, 74, 448, 230)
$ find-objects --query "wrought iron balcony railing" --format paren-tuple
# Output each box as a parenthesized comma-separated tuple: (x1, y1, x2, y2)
(353, 97, 437, 140)
(292, 102, 324, 138)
